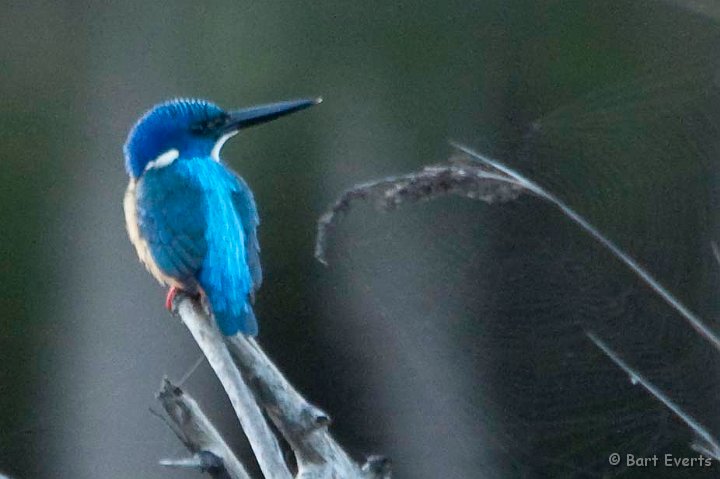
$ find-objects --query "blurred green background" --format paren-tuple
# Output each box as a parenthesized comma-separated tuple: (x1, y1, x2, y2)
(2, 0, 720, 477)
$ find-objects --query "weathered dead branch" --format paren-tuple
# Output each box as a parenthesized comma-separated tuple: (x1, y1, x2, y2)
(157, 378, 249, 479)
(156, 293, 390, 479)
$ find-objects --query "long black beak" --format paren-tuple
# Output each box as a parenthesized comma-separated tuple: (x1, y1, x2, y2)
(224, 98, 321, 132)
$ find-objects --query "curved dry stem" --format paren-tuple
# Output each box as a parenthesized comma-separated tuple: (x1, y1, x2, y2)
(316, 142, 720, 352)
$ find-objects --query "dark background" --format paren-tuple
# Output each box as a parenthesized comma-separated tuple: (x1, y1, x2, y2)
(2, 0, 720, 477)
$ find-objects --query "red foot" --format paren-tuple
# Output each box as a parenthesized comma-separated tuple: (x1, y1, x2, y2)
(165, 287, 179, 311)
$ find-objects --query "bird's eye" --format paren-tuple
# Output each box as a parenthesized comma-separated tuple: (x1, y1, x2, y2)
(190, 115, 228, 134)
(208, 116, 227, 129)
(190, 121, 210, 134)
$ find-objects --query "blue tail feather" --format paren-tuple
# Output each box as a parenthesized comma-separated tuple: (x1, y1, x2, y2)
(212, 301, 258, 336)
(200, 259, 258, 336)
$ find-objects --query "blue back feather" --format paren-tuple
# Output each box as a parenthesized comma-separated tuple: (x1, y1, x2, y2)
(136, 156, 261, 335)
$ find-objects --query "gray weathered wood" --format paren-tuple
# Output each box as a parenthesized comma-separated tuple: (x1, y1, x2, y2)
(157, 378, 250, 479)
(227, 335, 389, 478)
(162, 292, 390, 478)
(175, 296, 293, 479)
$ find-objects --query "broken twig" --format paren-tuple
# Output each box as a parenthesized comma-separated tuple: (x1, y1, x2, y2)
(157, 378, 250, 479)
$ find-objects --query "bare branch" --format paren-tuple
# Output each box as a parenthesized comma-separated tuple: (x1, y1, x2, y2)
(587, 331, 720, 459)
(174, 294, 293, 479)
(157, 378, 251, 479)
(226, 335, 389, 478)
(159, 293, 389, 478)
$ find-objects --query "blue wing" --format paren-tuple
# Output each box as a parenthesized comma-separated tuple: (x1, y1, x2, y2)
(134, 165, 207, 291)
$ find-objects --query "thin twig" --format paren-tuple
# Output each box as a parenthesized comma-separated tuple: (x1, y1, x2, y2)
(157, 378, 251, 479)
(174, 294, 293, 479)
(450, 143, 720, 352)
(587, 331, 720, 459)
(179, 354, 207, 386)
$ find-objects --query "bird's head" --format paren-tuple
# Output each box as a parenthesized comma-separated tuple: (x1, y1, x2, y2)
(124, 97, 321, 178)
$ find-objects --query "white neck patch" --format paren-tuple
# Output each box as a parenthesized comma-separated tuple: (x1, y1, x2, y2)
(145, 148, 180, 171)
(212, 131, 238, 161)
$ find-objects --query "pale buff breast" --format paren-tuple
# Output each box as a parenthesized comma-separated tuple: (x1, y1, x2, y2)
(124, 179, 184, 289)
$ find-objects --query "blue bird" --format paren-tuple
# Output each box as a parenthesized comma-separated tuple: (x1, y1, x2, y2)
(123, 97, 320, 336)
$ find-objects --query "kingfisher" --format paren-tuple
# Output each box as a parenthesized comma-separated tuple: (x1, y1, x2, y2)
(123, 97, 320, 336)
